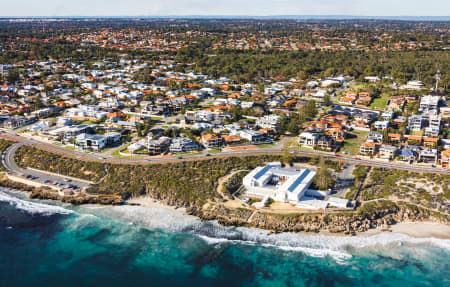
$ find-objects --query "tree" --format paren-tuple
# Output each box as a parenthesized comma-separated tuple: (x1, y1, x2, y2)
(314, 157, 334, 190)
(6, 69, 20, 83)
(323, 94, 331, 106)
(297, 70, 307, 81)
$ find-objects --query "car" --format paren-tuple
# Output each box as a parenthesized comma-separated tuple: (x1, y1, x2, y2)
(44, 180, 51, 183)
(354, 157, 361, 160)
(205, 153, 211, 157)
(177, 156, 183, 159)
(241, 197, 250, 203)
(64, 178, 72, 182)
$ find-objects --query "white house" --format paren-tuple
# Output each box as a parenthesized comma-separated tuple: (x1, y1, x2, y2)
(243, 162, 316, 203)
(298, 132, 318, 148)
(374, 120, 389, 130)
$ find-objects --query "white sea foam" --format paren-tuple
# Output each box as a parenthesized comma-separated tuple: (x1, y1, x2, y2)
(95, 204, 450, 263)
(0, 190, 73, 216)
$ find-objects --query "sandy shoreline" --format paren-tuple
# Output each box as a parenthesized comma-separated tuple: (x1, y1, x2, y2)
(128, 196, 450, 240)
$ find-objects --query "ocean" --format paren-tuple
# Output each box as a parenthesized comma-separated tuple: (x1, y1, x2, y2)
(1, 187, 449, 287)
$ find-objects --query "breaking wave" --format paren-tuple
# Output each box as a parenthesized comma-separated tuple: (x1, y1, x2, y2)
(95, 204, 450, 263)
(0, 189, 73, 216)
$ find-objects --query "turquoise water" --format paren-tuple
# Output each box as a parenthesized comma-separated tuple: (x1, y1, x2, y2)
(0, 188, 449, 287)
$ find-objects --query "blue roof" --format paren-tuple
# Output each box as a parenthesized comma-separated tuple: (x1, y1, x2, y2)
(254, 165, 272, 180)
(288, 169, 311, 192)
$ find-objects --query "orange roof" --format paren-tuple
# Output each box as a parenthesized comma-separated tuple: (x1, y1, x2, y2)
(202, 134, 220, 141)
(405, 135, 422, 141)
(388, 133, 401, 138)
(441, 149, 450, 158)
(340, 96, 356, 102)
(283, 99, 297, 106)
(362, 142, 378, 147)
(423, 137, 439, 142)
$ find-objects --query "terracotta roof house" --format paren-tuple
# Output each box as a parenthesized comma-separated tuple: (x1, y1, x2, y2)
(440, 149, 450, 169)
(360, 141, 379, 156)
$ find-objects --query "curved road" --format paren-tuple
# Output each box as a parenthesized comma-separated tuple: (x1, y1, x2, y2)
(1, 129, 449, 174)
(2, 142, 90, 189)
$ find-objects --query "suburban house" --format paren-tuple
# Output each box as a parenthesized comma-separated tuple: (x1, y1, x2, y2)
(379, 145, 398, 160)
(408, 115, 424, 131)
(419, 149, 438, 164)
(148, 136, 171, 155)
(75, 134, 106, 151)
(169, 137, 198, 153)
(439, 149, 450, 169)
(356, 92, 371, 106)
(360, 141, 379, 156)
(298, 132, 319, 148)
(238, 129, 265, 143)
(374, 120, 389, 130)
(398, 147, 418, 163)
(317, 135, 335, 151)
(201, 133, 224, 148)
(256, 114, 280, 130)
(419, 95, 440, 113)
(3, 116, 35, 129)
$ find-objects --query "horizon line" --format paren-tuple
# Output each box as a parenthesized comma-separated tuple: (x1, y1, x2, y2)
(1, 15, 450, 19)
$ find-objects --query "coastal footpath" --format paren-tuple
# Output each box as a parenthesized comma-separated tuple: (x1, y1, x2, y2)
(1, 139, 449, 235)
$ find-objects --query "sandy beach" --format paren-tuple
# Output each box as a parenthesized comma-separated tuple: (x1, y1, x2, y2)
(127, 196, 188, 213)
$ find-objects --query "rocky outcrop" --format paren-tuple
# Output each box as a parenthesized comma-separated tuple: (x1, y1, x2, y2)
(0, 177, 124, 206)
(2, 174, 447, 235)
(187, 200, 448, 234)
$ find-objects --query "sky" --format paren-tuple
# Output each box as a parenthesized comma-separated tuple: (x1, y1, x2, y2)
(0, 0, 449, 17)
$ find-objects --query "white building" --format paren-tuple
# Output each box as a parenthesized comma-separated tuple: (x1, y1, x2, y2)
(256, 115, 280, 130)
(419, 95, 440, 113)
(374, 120, 389, 130)
(243, 162, 316, 203)
(298, 132, 318, 148)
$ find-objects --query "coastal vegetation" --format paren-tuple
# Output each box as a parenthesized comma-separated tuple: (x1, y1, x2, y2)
(10, 144, 450, 234)
(0, 139, 14, 171)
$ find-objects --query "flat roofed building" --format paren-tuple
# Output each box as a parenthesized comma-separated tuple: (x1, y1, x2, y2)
(243, 162, 316, 204)
(148, 136, 171, 155)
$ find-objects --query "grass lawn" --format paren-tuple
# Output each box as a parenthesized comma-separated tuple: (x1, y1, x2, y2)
(370, 93, 390, 110)
(208, 148, 222, 153)
(258, 143, 276, 148)
(341, 130, 369, 156)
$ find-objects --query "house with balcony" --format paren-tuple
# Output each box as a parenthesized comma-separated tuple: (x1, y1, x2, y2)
(360, 141, 379, 156)
(374, 120, 389, 130)
(148, 136, 171, 155)
(419, 149, 438, 164)
(379, 145, 398, 160)
(169, 137, 198, 153)
(75, 134, 106, 151)
(316, 135, 335, 151)
(407, 115, 423, 132)
(298, 132, 319, 148)
(439, 149, 450, 169)
(398, 147, 418, 163)
(201, 133, 224, 148)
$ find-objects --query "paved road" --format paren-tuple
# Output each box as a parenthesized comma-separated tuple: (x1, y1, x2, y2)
(2, 142, 90, 190)
(1, 129, 449, 174)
